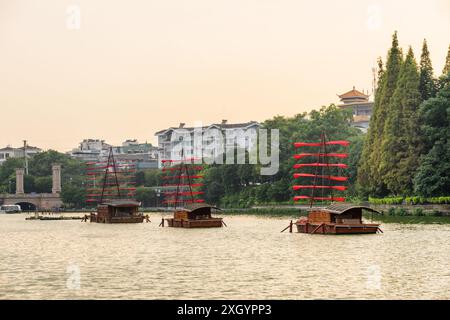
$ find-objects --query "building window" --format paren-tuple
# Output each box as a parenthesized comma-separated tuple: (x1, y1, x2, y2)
(0, 154, 4, 159)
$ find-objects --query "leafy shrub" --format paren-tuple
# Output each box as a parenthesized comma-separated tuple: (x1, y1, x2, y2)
(429, 210, 444, 217)
(428, 197, 450, 204)
(411, 208, 425, 216)
(387, 207, 397, 216)
(405, 196, 425, 205)
(369, 197, 404, 205)
(370, 196, 450, 205)
(395, 208, 409, 216)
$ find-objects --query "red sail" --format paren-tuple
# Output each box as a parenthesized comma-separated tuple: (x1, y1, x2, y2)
(293, 163, 348, 169)
(293, 173, 348, 182)
(294, 140, 350, 148)
(292, 185, 347, 191)
(294, 153, 348, 159)
(293, 196, 346, 202)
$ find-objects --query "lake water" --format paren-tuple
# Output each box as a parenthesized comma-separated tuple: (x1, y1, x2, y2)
(0, 213, 449, 299)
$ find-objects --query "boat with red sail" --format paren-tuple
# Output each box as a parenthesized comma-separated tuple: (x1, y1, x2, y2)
(160, 156, 224, 228)
(288, 133, 382, 235)
(84, 147, 145, 224)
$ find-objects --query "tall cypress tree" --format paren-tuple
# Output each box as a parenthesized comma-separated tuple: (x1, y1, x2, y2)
(438, 45, 450, 90)
(357, 58, 385, 195)
(419, 39, 436, 100)
(443, 44, 450, 76)
(362, 32, 402, 196)
(413, 75, 450, 196)
(380, 47, 421, 195)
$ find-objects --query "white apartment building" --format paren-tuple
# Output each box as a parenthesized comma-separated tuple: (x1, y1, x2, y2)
(154, 120, 261, 164)
(0, 145, 42, 165)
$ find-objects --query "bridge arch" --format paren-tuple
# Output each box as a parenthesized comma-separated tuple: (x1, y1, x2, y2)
(15, 202, 37, 211)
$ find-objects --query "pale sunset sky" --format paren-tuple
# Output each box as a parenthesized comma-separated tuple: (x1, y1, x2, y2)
(0, 0, 449, 151)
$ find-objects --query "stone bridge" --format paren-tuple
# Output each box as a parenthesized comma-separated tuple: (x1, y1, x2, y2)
(0, 165, 63, 210)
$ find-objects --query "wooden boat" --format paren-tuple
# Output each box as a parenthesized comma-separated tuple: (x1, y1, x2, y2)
(287, 132, 382, 235)
(83, 147, 146, 224)
(295, 203, 381, 234)
(164, 203, 223, 228)
(160, 153, 225, 229)
(89, 200, 144, 224)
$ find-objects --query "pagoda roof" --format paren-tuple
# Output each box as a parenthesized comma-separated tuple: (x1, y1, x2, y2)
(338, 87, 369, 99)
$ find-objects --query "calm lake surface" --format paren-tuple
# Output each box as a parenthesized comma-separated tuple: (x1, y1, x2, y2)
(1, 213, 449, 299)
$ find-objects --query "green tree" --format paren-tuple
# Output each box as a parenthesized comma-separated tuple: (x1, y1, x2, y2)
(135, 171, 145, 186)
(442, 44, 450, 76)
(144, 169, 162, 187)
(135, 187, 157, 207)
(61, 184, 86, 208)
(347, 135, 364, 195)
(23, 175, 35, 193)
(438, 44, 450, 90)
(359, 32, 403, 196)
(413, 76, 450, 196)
(380, 47, 421, 195)
(413, 142, 450, 197)
(358, 58, 385, 196)
(419, 39, 436, 100)
(0, 157, 24, 193)
(34, 176, 52, 193)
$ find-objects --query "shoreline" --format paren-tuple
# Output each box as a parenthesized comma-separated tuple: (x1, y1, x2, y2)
(15, 208, 450, 224)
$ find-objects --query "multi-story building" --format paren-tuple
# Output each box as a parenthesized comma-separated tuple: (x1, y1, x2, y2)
(114, 140, 161, 169)
(337, 87, 374, 132)
(68, 139, 161, 169)
(68, 139, 111, 162)
(0, 145, 42, 165)
(155, 120, 261, 164)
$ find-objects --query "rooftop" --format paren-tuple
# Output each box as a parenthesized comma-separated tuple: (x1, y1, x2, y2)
(155, 121, 260, 135)
(338, 86, 370, 99)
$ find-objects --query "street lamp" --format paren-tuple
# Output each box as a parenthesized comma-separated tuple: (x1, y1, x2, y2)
(156, 188, 161, 208)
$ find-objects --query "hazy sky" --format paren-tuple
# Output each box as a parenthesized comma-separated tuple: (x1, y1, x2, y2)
(0, 0, 449, 151)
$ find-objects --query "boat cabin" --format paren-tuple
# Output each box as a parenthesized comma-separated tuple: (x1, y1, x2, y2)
(308, 204, 379, 224)
(166, 203, 223, 228)
(174, 203, 216, 220)
(90, 200, 144, 223)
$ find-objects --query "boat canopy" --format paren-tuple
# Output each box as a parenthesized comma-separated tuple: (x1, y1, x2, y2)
(181, 203, 221, 212)
(319, 203, 381, 215)
(101, 200, 140, 207)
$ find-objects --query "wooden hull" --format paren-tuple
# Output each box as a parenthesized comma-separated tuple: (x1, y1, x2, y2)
(165, 218, 223, 228)
(89, 214, 144, 224)
(295, 222, 380, 235)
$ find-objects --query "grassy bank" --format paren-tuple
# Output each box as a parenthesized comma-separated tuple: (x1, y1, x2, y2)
(221, 208, 450, 224)
(365, 214, 450, 224)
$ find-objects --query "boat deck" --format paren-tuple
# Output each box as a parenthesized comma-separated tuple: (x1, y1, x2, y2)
(165, 217, 223, 228)
(295, 221, 380, 234)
